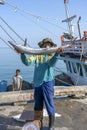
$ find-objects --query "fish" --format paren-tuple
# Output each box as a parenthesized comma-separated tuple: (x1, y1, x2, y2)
(8, 41, 70, 55)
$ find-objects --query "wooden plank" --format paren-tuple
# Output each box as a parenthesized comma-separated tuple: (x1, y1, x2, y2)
(20, 110, 43, 121)
(0, 86, 87, 103)
(20, 110, 43, 129)
(54, 86, 87, 96)
(0, 90, 34, 103)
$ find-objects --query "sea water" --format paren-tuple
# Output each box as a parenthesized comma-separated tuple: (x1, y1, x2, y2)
(0, 47, 67, 86)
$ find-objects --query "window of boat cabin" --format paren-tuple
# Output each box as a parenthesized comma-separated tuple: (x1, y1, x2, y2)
(76, 63, 83, 76)
(65, 60, 73, 73)
(72, 62, 77, 73)
(65, 60, 71, 72)
(67, 61, 72, 73)
(83, 64, 87, 77)
(65, 61, 69, 71)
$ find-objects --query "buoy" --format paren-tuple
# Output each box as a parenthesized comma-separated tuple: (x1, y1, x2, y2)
(61, 35, 64, 42)
(84, 31, 87, 40)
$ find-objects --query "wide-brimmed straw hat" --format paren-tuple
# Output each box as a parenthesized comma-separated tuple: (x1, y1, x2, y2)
(38, 38, 57, 48)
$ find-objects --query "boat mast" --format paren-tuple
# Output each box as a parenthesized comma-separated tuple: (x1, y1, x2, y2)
(77, 16, 82, 39)
(64, 0, 74, 36)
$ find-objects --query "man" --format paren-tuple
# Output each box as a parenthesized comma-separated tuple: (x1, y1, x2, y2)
(16, 38, 63, 130)
(12, 69, 23, 91)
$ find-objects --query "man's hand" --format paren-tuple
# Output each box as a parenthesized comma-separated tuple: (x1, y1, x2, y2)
(57, 47, 64, 54)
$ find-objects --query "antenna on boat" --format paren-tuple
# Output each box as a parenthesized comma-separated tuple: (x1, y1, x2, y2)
(62, 0, 76, 40)
(77, 16, 82, 39)
(24, 38, 27, 46)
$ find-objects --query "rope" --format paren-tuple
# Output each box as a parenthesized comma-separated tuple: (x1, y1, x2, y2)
(5, 1, 68, 32)
(6, 2, 61, 22)
(0, 36, 14, 50)
(55, 77, 73, 86)
(54, 67, 73, 86)
(0, 24, 15, 41)
(0, 16, 25, 42)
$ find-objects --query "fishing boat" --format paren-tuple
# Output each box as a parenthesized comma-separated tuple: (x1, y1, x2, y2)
(0, 0, 87, 87)
(59, 0, 87, 86)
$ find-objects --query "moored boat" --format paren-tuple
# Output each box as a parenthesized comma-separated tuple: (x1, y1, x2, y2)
(59, 0, 87, 86)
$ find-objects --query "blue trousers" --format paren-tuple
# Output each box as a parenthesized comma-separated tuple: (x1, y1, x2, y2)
(34, 81, 55, 116)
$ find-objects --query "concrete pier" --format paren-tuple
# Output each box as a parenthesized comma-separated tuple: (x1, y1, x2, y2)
(0, 86, 87, 104)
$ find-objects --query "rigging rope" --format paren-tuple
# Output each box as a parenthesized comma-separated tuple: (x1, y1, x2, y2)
(0, 1, 70, 44)
(6, 2, 61, 22)
(0, 16, 25, 42)
(54, 67, 73, 86)
(0, 36, 14, 49)
(55, 77, 73, 86)
(0, 24, 15, 41)
(5, 1, 68, 32)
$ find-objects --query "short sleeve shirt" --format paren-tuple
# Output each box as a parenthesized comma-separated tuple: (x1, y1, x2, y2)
(12, 75, 22, 90)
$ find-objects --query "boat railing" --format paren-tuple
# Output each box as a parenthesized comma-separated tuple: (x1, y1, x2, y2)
(62, 40, 87, 54)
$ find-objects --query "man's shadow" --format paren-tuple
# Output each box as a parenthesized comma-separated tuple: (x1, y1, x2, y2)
(0, 115, 49, 130)
(0, 115, 24, 130)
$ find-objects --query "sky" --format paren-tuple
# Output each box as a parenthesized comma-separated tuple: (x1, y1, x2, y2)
(0, 0, 87, 48)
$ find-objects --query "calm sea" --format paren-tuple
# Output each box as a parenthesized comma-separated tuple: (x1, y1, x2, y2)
(0, 47, 67, 85)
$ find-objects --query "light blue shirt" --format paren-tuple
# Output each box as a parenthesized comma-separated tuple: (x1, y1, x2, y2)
(21, 53, 59, 87)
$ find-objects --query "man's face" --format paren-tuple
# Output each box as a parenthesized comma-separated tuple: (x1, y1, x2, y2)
(16, 71, 20, 76)
(42, 42, 52, 48)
